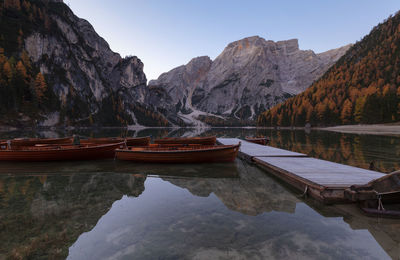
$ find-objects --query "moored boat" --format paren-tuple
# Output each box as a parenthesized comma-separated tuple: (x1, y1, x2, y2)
(345, 170, 400, 218)
(245, 136, 269, 145)
(80, 136, 151, 146)
(8, 137, 74, 147)
(154, 136, 216, 145)
(359, 192, 400, 218)
(115, 143, 240, 163)
(0, 142, 125, 161)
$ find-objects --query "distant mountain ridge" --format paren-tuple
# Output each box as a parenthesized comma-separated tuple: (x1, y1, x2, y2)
(147, 36, 351, 126)
(258, 11, 400, 127)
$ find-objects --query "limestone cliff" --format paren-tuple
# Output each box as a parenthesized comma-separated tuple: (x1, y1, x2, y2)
(148, 36, 351, 126)
(0, 0, 168, 127)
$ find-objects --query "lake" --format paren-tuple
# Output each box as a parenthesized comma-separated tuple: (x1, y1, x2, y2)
(0, 128, 399, 259)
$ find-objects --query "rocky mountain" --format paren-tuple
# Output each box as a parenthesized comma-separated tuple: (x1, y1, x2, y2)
(0, 0, 168, 127)
(258, 11, 400, 127)
(0, 0, 352, 128)
(147, 36, 351, 126)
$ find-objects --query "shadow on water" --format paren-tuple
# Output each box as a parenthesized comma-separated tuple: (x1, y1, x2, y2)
(1, 128, 400, 259)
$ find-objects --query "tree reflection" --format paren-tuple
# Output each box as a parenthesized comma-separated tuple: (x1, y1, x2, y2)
(0, 173, 146, 259)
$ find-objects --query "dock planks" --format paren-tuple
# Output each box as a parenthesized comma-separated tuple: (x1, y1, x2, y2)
(217, 138, 385, 204)
(217, 138, 307, 160)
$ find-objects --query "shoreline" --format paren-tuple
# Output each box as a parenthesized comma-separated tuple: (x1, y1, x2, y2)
(1, 124, 400, 136)
(320, 124, 400, 136)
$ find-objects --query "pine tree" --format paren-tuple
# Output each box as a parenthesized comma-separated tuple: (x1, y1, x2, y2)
(34, 72, 47, 103)
(4, 0, 21, 10)
(341, 99, 353, 124)
(3, 61, 13, 83)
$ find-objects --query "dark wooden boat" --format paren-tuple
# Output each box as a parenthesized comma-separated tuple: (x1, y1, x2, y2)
(245, 136, 269, 145)
(115, 143, 240, 163)
(8, 137, 73, 147)
(345, 170, 400, 218)
(0, 142, 125, 162)
(154, 136, 216, 145)
(80, 136, 150, 146)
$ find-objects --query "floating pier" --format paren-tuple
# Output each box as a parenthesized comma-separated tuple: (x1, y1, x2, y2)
(217, 138, 386, 204)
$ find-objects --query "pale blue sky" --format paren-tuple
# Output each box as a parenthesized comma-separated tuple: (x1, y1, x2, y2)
(64, 0, 400, 81)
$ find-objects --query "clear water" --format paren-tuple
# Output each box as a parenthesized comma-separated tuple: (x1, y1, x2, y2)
(0, 128, 399, 259)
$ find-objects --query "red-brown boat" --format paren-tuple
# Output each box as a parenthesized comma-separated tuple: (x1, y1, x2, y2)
(8, 137, 74, 147)
(154, 136, 216, 145)
(245, 136, 269, 145)
(80, 136, 151, 146)
(0, 142, 125, 161)
(115, 143, 240, 163)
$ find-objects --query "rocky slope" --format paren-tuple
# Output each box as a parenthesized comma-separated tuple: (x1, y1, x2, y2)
(147, 36, 351, 126)
(0, 0, 168, 127)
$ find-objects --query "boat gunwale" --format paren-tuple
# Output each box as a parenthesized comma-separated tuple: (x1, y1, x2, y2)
(0, 141, 126, 152)
(116, 144, 240, 154)
(80, 136, 150, 141)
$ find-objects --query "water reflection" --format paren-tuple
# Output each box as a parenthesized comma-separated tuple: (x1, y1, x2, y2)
(1, 159, 398, 259)
(2, 127, 399, 172)
(0, 173, 146, 259)
(1, 128, 400, 259)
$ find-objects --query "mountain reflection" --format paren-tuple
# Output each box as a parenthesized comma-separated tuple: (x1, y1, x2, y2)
(162, 160, 298, 215)
(1, 128, 400, 259)
(0, 173, 146, 259)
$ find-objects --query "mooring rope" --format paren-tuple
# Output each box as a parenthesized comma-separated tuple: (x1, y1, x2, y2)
(298, 185, 308, 198)
(377, 193, 385, 211)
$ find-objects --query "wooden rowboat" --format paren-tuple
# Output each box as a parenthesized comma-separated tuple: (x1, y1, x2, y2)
(115, 143, 240, 163)
(154, 136, 216, 145)
(8, 137, 74, 147)
(245, 136, 269, 145)
(0, 142, 125, 162)
(80, 136, 150, 146)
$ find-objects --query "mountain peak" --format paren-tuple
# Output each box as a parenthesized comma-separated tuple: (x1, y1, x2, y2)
(276, 38, 299, 52)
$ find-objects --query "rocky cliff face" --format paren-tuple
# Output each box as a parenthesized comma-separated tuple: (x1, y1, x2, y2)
(0, 0, 168, 127)
(148, 36, 351, 126)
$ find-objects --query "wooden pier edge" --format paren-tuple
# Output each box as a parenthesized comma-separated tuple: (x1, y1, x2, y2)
(217, 138, 385, 205)
(253, 157, 350, 204)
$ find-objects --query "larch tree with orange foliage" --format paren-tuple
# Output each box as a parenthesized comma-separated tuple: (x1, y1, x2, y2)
(34, 72, 47, 103)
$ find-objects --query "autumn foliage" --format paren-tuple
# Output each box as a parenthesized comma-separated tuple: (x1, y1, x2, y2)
(258, 11, 400, 126)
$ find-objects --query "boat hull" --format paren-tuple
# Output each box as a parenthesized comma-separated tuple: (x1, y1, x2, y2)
(0, 142, 125, 162)
(154, 136, 216, 145)
(116, 144, 240, 163)
(245, 137, 269, 145)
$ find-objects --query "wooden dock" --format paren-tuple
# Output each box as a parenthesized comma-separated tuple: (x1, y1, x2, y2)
(217, 138, 386, 204)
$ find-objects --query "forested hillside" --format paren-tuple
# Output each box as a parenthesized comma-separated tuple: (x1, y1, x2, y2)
(258, 11, 400, 126)
(0, 0, 170, 127)
(0, 0, 59, 125)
